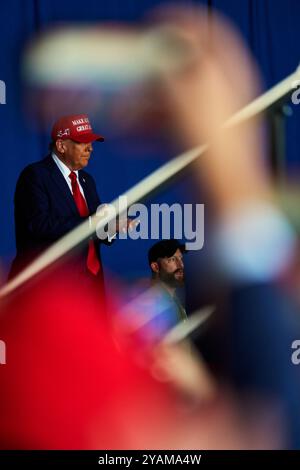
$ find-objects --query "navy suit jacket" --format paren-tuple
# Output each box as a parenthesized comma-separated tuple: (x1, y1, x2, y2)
(10, 155, 108, 279)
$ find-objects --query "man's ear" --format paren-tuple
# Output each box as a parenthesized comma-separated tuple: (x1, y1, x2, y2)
(150, 261, 159, 274)
(55, 139, 65, 153)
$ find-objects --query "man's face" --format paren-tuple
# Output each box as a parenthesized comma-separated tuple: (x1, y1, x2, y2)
(157, 248, 185, 288)
(56, 139, 93, 170)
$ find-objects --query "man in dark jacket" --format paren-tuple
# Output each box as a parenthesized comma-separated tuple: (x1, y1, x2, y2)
(9, 114, 112, 289)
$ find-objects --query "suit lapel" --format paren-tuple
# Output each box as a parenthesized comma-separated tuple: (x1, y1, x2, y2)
(43, 155, 78, 214)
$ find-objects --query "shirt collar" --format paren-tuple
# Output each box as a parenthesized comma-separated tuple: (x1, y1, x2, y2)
(52, 152, 79, 179)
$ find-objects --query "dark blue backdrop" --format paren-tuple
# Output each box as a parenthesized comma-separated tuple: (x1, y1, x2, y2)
(1, 0, 300, 283)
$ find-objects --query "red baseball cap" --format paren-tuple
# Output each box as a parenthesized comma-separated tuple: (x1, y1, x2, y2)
(51, 114, 104, 143)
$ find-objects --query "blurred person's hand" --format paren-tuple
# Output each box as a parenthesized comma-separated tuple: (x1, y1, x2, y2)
(150, 341, 216, 403)
(158, 6, 270, 215)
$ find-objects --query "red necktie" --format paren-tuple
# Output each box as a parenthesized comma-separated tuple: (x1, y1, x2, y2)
(69, 171, 101, 276)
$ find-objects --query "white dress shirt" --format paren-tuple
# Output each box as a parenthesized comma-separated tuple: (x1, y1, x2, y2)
(52, 152, 86, 200)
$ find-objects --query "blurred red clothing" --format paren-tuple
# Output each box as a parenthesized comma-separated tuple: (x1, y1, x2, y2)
(0, 271, 187, 449)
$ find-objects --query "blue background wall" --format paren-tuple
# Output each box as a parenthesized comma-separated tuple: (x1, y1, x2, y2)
(1, 0, 300, 283)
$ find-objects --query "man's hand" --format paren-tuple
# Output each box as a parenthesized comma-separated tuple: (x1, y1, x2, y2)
(116, 217, 140, 234)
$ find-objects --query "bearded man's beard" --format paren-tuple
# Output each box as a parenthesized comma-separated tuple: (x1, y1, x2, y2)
(159, 269, 185, 288)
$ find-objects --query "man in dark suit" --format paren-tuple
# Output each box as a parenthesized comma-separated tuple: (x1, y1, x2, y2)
(9, 114, 113, 289)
